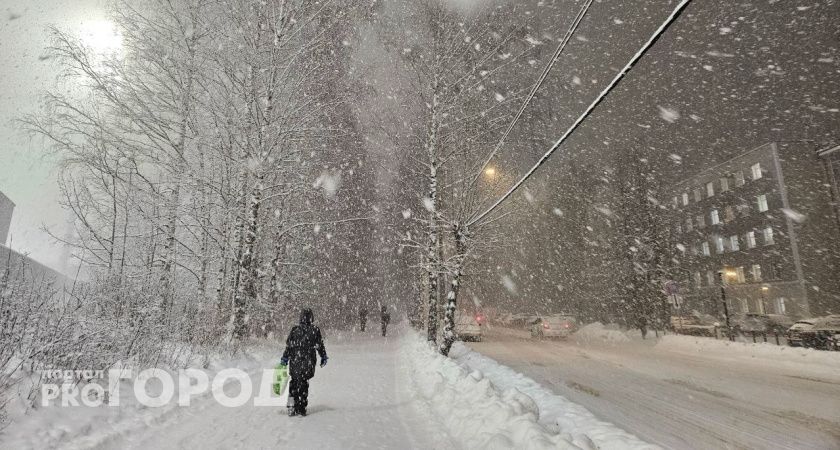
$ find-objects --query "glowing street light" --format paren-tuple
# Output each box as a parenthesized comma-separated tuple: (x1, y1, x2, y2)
(484, 167, 496, 178)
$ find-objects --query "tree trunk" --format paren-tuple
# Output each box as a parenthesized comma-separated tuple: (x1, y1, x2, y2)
(440, 224, 467, 356)
(233, 173, 262, 339)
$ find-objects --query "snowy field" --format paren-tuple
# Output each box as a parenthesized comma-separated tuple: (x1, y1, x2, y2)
(1, 327, 654, 450)
(468, 324, 840, 449)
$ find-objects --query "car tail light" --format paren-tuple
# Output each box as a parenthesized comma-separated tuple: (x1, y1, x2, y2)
(543, 323, 549, 329)
(563, 323, 570, 328)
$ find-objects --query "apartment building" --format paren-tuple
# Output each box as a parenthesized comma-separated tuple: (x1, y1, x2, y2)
(0, 190, 13, 245)
(667, 142, 840, 319)
(0, 190, 65, 285)
(818, 143, 840, 231)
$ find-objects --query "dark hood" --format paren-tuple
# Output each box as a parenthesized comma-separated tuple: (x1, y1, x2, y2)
(300, 308, 314, 325)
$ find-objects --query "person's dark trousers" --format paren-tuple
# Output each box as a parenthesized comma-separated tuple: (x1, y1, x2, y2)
(381, 324, 387, 337)
(289, 377, 309, 413)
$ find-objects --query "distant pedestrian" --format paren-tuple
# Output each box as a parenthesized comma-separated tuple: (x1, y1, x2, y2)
(280, 308, 328, 417)
(637, 316, 648, 340)
(380, 305, 391, 337)
(359, 307, 368, 332)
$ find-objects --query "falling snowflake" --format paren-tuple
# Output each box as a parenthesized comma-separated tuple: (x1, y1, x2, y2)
(658, 106, 680, 123)
(781, 208, 806, 223)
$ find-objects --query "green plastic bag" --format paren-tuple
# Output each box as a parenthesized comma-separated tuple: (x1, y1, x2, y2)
(272, 363, 289, 396)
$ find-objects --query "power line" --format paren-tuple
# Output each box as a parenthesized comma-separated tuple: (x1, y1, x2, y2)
(467, 0, 693, 228)
(469, 0, 594, 190)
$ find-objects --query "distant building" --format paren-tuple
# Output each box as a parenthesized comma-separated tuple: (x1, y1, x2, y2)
(817, 143, 840, 232)
(0, 190, 65, 285)
(0, 190, 13, 246)
(667, 142, 840, 319)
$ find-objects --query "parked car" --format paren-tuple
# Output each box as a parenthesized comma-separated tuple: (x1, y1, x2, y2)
(530, 315, 577, 339)
(671, 315, 718, 336)
(455, 311, 483, 342)
(731, 313, 793, 335)
(808, 315, 840, 350)
(786, 320, 816, 347)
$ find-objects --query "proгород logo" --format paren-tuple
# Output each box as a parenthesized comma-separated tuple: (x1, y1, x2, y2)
(40, 368, 286, 408)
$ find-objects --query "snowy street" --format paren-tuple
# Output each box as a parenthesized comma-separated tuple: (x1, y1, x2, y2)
(467, 327, 840, 449)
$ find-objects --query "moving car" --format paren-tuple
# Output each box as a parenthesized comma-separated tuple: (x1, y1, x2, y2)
(530, 315, 577, 339)
(786, 320, 816, 347)
(455, 311, 483, 342)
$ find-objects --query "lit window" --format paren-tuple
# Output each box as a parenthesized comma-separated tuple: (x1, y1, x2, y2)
(672, 196, 679, 208)
(715, 236, 725, 254)
(702, 241, 710, 256)
(757, 194, 768, 212)
(682, 193, 689, 206)
(763, 227, 775, 245)
(707, 270, 715, 286)
(694, 188, 703, 202)
(774, 298, 786, 314)
(720, 177, 729, 192)
(710, 209, 720, 225)
(706, 181, 715, 198)
(729, 235, 740, 251)
(685, 217, 693, 232)
(724, 206, 735, 222)
(751, 163, 763, 180)
(694, 272, 702, 288)
(736, 266, 745, 283)
(696, 215, 705, 228)
(734, 171, 745, 186)
(752, 264, 762, 281)
(746, 231, 756, 249)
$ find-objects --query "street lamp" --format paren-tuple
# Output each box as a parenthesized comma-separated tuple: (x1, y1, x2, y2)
(761, 285, 769, 314)
(484, 167, 496, 178)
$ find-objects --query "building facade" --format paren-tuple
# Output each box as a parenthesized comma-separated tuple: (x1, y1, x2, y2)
(0, 190, 14, 246)
(667, 142, 840, 319)
(817, 144, 840, 232)
(0, 190, 64, 285)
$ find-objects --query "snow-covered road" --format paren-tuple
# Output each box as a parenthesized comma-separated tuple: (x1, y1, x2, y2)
(467, 327, 840, 450)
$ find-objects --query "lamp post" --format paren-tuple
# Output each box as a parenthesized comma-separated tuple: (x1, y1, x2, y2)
(718, 270, 734, 341)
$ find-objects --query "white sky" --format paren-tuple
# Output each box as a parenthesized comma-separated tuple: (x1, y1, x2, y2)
(1, 0, 107, 274)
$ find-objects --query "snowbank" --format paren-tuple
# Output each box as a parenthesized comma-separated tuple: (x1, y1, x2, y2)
(656, 334, 840, 376)
(573, 322, 631, 344)
(400, 334, 579, 449)
(0, 343, 281, 450)
(448, 342, 659, 450)
(401, 333, 657, 450)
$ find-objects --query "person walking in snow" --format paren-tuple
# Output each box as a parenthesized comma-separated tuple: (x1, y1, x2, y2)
(380, 305, 390, 337)
(281, 308, 328, 417)
(359, 307, 368, 332)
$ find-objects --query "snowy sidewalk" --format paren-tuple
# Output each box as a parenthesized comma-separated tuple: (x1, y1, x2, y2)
(2, 332, 450, 450)
(109, 332, 447, 450)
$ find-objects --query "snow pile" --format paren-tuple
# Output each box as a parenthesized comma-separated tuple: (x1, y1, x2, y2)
(401, 334, 581, 449)
(0, 343, 281, 449)
(573, 322, 631, 344)
(656, 335, 840, 376)
(448, 343, 659, 450)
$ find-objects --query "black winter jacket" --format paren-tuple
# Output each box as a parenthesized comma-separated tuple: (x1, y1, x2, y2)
(282, 310, 327, 380)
